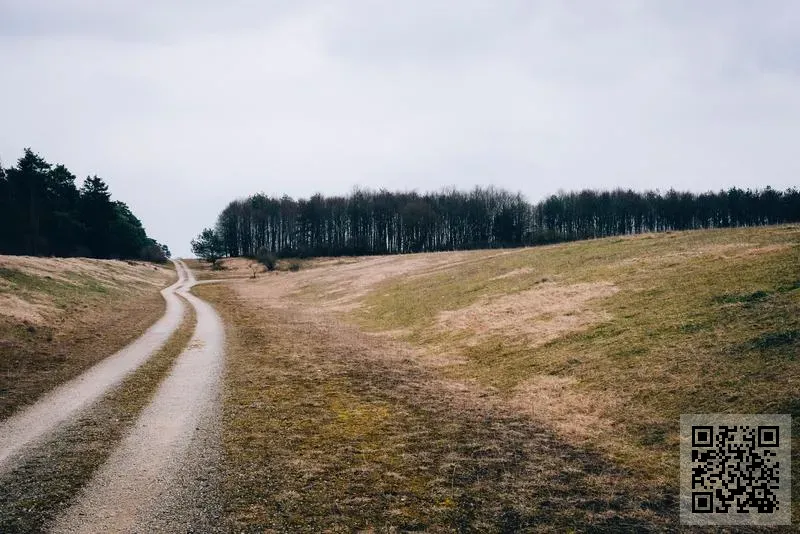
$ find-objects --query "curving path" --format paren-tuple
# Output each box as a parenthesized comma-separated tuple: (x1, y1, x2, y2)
(0, 260, 190, 472)
(52, 260, 226, 533)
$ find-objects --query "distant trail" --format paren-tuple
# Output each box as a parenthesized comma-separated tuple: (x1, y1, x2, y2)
(0, 260, 189, 472)
(52, 260, 226, 533)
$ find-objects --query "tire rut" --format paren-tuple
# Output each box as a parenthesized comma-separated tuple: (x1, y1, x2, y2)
(0, 260, 190, 473)
(51, 260, 226, 533)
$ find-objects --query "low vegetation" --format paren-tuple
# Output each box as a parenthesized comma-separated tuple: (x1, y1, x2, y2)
(353, 225, 800, 517)
(255, 247, 277, 271)
(186, 256, 309, 280)
(198, 282, 674, 531)
(196, 224, 798, 530)
(0, 256, 174, 418)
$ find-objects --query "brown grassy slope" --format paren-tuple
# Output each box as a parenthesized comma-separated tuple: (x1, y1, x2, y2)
(197, 224, 798, 529)
(349, 224, 800, 517)
(198, 282, 676, 532)
(0, 256, 174, 419)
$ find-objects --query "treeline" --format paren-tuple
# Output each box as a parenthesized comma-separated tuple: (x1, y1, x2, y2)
(0, 148, 169, 261)
(194, 186, 800, 259)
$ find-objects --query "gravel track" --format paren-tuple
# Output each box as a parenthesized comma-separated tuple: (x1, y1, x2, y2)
(51, 260, 226, 533)
(0, 260, 189, 473)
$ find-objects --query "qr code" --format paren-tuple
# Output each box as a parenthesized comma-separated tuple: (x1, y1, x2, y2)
(680, 414, 791, 526)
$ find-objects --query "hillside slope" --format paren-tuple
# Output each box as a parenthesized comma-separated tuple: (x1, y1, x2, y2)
(0, 256, 174, 418)
(194, 224, 799, 530)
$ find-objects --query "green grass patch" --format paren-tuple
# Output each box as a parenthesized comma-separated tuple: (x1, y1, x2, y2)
(0, 268, 68, 294)
(713, 290, 771, 304)
(750, 329, 800, 351)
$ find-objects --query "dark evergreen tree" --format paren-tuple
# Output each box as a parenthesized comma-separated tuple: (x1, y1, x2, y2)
(191, 228, 225, 263)
(4, 148, 52, 255)
(0, 148, 167, 261)
(79, 176, 115, 258)
(46, 164, 82, 256)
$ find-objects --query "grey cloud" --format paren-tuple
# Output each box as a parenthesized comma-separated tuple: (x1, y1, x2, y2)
(0, 1, 310, 41)
(1, 1, 799, 256)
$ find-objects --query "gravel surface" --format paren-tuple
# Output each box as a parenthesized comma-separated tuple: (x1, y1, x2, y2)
(0, 260, 189, 473)
(51, 260, 226, 533)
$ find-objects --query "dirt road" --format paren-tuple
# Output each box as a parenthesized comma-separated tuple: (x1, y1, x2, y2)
(51, 260, 226, 533)
(0, 260, 190, 472)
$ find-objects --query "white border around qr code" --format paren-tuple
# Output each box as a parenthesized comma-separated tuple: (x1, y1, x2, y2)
(680, 414, 792, 526)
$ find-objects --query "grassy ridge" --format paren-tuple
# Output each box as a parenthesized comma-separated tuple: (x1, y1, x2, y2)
(353, 225, 799, 513)
(0, 258, 173, 418)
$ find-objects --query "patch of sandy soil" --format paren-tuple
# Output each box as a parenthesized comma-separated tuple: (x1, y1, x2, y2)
(232, 250, 478, 312)
(52, 261, 225, 533)
(437, 281, 618, 346)
(0, 261, 188, 472)
(0, 294, 56, 325)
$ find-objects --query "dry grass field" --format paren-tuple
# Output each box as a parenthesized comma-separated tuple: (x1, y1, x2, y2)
(0, 256, 174, 418)
(193, 224, 800, 531)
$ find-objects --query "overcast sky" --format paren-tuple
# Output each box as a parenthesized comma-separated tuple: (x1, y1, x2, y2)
(1, 1, 799, 256)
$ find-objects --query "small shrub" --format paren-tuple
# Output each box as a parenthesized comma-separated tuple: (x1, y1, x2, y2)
(249, 262, 264, 278)
(140, 244, 168, 263)
(751, 329, 799, 350)
(256, 247, 277, 271)
(713, 290, 770, 304)
(288, 261, 301, 272)
(211, 261, 225, 271)
(778, 280, 800, 293)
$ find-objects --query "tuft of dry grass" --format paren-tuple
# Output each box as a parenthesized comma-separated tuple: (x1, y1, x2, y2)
(0, 257, 175, 419)
(0, 297, 197, 533)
